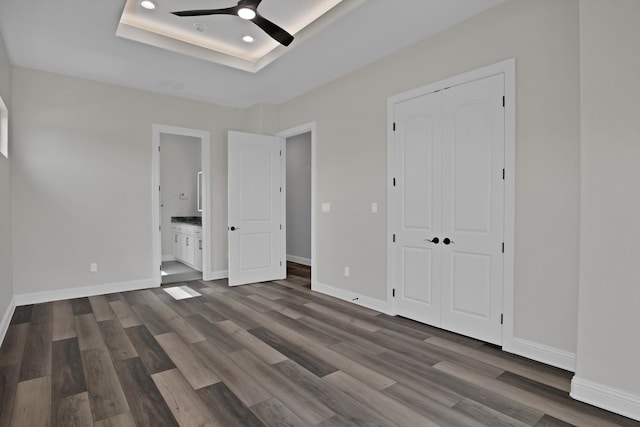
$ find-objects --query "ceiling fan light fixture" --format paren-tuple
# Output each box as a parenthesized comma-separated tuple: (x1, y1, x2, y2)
(242, 35, 254, 43)
(237, 7, 256, 20)
(140, 0, 156, 10)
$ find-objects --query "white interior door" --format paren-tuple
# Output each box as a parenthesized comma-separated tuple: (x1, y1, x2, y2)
(228, 131, 285, 286)
(392, 74, 505, 345)
(440, 74, 505, 345)
(393, 91, 443, 325)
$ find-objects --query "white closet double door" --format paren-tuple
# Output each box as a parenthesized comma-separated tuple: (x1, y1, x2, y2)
(392, 74, 505, 345)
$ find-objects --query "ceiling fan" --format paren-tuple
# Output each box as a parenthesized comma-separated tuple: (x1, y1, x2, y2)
(172, 0, 295, 46)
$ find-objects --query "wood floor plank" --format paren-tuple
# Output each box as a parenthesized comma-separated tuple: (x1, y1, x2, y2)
(94, 412, 137, 427)
(261, 310, 341, 347)
(51, 391, 93, 427)
(130, 304, 172, 336)
(9, 305, 33, 325)
(51, 338, 87, 401)
(124, 325, 175, 375)
(324, 370, 438, 427)
(427, 336, 571, 392)
(151, 368, 222, 427)
(272, 359, 397, 427)
(249, 326, 338, 377)
(75, 313, 106, 351)
(192, 340, 271, 407)
(10, 376, 50, 427)
(452, 397, 532, 427)
(51, 300, 77, 341)
(249, 397, 309, 427)
(0, 364, 19, 426)
(185, 314, 243, 352)
(434, 360, 625, 427)
(197, 382, 265, 427)
(382, 383, 482, 427)
(0, 323, 29, 367)
(304, 302, 381, 332)
(70, 298, 93, 316)
(19, 313, 52, 381)
(89, 296, 116, 322)
(113, 357, 178, 427)
(215, 319, 288, 365)
(81, 348, 130, 421)
(98, 319, 138, 361)
(154, 332, 220, 390)
(109, 300, 142, 329)
(230, 349, 335, 425)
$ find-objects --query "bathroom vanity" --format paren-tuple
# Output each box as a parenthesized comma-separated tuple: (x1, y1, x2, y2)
(171, 217, 202, 272)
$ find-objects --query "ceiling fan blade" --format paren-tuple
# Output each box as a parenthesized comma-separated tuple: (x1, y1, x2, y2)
(252, 12, 294, 46)
(239, 0, 263, 8)
(172, 6, 238, 17)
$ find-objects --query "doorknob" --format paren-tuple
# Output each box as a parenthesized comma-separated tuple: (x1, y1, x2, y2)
(229, 226, 239, 231)
(443, 238, 454, 245)
(425, 237, 439, 244)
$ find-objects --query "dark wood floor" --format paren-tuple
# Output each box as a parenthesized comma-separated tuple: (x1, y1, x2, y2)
(1, 262, 638, 426)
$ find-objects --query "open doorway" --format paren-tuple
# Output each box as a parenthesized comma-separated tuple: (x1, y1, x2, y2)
(152, 125, 212, 286)
(279, 122, 316, 289)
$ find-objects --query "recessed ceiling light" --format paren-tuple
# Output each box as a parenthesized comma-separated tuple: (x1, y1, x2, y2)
(242, 35, 254, 43)
(237, 7, 256, 20)
(193, 22, 207, 33)
(140, 0, 156, 10)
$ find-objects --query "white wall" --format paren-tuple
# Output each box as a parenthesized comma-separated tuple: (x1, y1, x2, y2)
(10, 67, 245, 298)
(160, 133, 201, 258)
(573, 0, 640, 419)
(0, 32, 14, 335)
(277, 0, 581, 355)
(286, 132, 312, 262)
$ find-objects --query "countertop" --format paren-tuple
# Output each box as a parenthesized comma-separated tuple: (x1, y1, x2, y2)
(171, 216, 202, 226)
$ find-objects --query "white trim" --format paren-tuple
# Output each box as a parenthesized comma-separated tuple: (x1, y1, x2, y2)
(571, 377, 640, 422)
(152, 124, 213, 285)
(286, 255, 311, 266)
(14, 279, 156, 306)
(313, 281, 391, 315)
(208, 270, 229, 280)
(277, 122, 317, 288)
(503, 337, 576, 372)
(162, 255, 177, 262)
(386, 59, 516, 346)
(0, 296, 16, 347)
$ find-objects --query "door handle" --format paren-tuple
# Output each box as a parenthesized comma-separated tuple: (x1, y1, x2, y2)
(229, 226, 239, 231)
(443, 238, 454, 245)
(425, 237, 439, 244)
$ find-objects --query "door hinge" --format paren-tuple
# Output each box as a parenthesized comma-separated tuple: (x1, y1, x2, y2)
(159, 226, 161, 232)
(392, 289, 396, 297)
(393, 178, 396, 187)
(500, 313, 504, 324)
(502, 242, 505, 253)
(280, 224, 282, 230)
(160, 264, 162, 271)
(502, 169, 505, 180)
(158, 146, 161, 152)
(392, 234, 396, 243)
(280, 187, 282, 193)
(502, 96, 505, 107)
(393, 122, 396, 131)
(159, 186, 161, 192)
(280, 150, 282, 156)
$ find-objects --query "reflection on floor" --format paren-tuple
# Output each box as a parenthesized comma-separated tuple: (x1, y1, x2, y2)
(161, 260, 202, 285)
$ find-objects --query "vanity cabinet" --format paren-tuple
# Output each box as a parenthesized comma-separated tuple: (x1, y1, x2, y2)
(172, 223, 202, 271)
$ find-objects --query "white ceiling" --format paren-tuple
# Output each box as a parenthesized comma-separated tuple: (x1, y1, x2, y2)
(0, 0, 505, 109)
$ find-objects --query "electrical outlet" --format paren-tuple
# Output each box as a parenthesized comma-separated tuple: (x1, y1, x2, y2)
(344, 266, 350, 277)
(90, 263, 98, 273)
(371, 202, 378, 213)
(321, 202, 331, 212)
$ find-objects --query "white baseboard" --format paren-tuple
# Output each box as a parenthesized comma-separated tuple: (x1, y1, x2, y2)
(0, 296, 16, 347)
(312, 281, 391, 314)
(286, 255, 311, 266)
(14, 278, 157, 306)
(502, 337, 576, 372)
(571, 376, 640, 422)
(162, 255, 177, 262)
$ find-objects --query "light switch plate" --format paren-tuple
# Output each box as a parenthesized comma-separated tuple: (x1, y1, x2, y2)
(321, 202, 331, 212)
(371, 202, 378, 213)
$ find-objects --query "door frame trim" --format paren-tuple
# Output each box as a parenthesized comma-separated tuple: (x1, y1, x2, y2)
(152, 124, 212, 283)
(277, 122, 317, 289)
(386, 58, 516, 345)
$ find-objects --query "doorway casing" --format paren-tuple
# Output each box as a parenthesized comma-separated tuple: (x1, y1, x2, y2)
(278, 122, 317, 288)
(152, 124, 213, 284)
